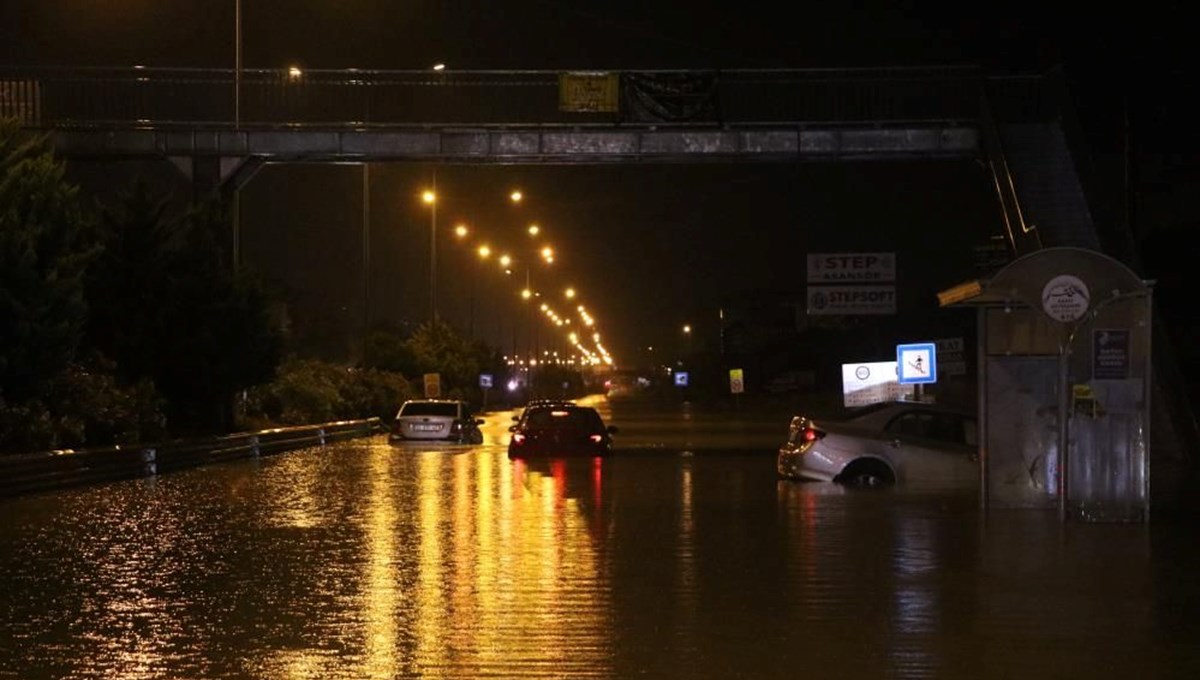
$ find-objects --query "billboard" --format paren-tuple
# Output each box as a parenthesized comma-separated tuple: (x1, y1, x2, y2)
(806, 252, 896, 283)
(807, 286, 896, 315)
(841, 361, 915, 407)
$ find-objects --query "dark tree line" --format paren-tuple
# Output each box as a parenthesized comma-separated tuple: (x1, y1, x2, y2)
(0, 120, 281, 453)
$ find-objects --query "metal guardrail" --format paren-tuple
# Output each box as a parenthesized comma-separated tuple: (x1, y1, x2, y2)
(0, 65, 1042, 131)
(0, 418, 382, 500)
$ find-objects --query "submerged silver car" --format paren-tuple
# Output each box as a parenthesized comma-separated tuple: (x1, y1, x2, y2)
(777, 401, 977, 486)
(389, 399, 484, 444)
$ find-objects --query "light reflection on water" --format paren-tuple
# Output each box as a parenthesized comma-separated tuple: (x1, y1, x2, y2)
(0, 437, 1197, 679)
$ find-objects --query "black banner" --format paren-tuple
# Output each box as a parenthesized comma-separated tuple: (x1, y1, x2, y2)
(621, 72, 718, 123)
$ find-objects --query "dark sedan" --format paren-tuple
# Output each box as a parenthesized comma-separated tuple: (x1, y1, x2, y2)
(507, 404, 617, 458)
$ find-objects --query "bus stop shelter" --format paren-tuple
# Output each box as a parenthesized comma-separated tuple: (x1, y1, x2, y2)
(938, 247, 1153, 522)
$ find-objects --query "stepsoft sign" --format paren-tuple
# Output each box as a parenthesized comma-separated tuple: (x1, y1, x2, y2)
(807, 286, 896, 315)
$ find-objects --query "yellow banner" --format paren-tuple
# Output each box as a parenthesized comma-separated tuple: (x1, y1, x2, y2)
(558, 72, 619, 113)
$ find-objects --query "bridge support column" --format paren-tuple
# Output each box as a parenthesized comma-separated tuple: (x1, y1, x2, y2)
(168, 155, 263, 269)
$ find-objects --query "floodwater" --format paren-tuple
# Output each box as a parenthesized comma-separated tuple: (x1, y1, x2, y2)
(1, 402, 1198, 679)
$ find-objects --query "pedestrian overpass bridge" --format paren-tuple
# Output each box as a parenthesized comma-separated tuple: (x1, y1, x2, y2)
(2, 64, 1107, 258)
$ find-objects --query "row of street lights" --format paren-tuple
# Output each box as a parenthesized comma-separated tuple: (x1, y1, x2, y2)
(419, 181, 614, 368)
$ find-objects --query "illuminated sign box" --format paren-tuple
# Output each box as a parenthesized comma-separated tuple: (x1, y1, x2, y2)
(841, 361, 914, 407)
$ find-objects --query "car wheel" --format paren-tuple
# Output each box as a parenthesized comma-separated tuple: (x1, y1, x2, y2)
(837, 460, 895, 487)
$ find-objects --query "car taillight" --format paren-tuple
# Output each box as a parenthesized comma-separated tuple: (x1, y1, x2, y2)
(796, 426, 824, 453)
(512, 433, 526, 445)
(450, 421, 463, 433)
(589, 434, 603, 443)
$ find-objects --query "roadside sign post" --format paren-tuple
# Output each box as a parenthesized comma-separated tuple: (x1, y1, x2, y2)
(479, 373, 493, 410)
(424, 373, 441, 399)
(896, 343, 937, 402)
(729, 368, 745, 410)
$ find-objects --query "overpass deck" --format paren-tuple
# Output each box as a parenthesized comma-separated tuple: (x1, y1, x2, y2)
(0, 66, 1047, 165)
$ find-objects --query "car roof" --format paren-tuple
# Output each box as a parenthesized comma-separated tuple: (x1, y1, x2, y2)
(397, 399, 466, 415)
(519, 404, 605, 426)
(522, 403, 598, 415)
(526, 402, 592, 410)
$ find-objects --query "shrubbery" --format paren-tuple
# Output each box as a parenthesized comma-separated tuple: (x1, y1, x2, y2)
(0, 356, 165, 453)
(239, 358, 416, 429)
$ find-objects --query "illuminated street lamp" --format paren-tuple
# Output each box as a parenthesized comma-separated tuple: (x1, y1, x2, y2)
(422, 186, 437, 323)
(510, 190, 523, 204)
(455, 224, 468, 239)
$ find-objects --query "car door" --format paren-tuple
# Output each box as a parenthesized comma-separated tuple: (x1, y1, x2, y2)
(881, 410, 978, 483)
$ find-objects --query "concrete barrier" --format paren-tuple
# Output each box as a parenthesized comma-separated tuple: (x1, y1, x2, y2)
(0, 418, 382, 499)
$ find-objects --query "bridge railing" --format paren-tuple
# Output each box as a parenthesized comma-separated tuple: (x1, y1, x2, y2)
(0, 66, 1047, 130)
(0, 418, 381, 499)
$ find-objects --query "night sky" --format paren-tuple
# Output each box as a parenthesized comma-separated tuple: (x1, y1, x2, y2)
(2, 2, 1194, 366)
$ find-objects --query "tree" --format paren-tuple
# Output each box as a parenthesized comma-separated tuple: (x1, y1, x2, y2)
(0, 120, 95, 404)
(86, 184, 282, 436)
(404, 318, 483, 393)
(363, 327, 420, 375)
(0, 120, 168, 454)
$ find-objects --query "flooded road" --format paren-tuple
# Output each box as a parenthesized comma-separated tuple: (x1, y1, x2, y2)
(1, 399, 1198, 679)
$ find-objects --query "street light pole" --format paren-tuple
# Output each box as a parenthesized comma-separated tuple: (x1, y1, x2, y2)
(423, 171, 438, 324)
(362, 163, 371, 363)
(234, 0, 241, 126)
(231, 0, 243, 272)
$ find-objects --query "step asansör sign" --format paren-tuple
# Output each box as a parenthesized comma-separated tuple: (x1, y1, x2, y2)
(806, 252, 896, 283)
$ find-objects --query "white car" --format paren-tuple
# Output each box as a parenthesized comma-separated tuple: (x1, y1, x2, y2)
(777, 401, 978, 486)
(389, 399, 484, 444)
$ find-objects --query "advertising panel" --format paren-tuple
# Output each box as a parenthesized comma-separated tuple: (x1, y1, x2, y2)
(806, 252, 896, 283)
(807, 286, 896, 315)
(841, 361, 914, 407)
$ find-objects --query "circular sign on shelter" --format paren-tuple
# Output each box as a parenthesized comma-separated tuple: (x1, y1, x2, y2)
(1041, 274, 1091, 323)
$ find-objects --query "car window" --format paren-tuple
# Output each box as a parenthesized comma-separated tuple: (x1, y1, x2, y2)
(524, 408, 602, 431)
(885, 411, 968, 445)
(400, 402, 459, 417)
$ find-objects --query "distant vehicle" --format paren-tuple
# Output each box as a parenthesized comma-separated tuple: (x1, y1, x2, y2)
(604, 374, 641, 399)
(776, 401, 977, 486)
(508, 403, 617, 458)
(390, 399, 484, 444)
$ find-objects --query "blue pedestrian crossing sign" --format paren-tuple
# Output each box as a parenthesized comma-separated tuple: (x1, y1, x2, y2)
(896, 343, 937, 385)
